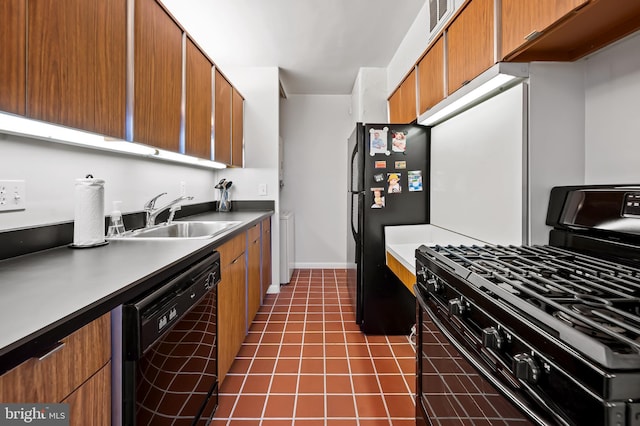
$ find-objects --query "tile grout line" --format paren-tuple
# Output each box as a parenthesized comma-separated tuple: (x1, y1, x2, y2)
(335, 269, 361, 426)
(262, 273, 298, 425)
(291, 270, 311, 425)
(389, 333, 417, 403)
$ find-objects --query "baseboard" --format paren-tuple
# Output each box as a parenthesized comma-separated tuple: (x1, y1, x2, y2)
(294, 262, 349, 269)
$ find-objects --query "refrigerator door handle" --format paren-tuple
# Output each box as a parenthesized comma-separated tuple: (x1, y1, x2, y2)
(350, 142, 359, 192)
(350, 193, 358, 240)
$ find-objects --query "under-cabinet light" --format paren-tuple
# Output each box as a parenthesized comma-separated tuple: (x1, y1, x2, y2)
(418, 63, 529, 126)
(0, 112, 226, 170)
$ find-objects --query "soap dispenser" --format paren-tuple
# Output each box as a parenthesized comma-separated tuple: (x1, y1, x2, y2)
(107, 201, 126, 237)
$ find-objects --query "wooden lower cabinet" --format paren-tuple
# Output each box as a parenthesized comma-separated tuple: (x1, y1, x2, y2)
(217, 233, 247, 384)
(63, 361, 111, 426)
(247, 224, 261, 325)
(261, 218, 272, 298)
(0, 313, 111, 424)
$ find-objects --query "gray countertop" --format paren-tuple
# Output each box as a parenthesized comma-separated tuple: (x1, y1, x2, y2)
(0, 210, 272, 372)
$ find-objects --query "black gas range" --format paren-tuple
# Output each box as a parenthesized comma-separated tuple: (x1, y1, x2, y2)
(415, 185, 640, 426)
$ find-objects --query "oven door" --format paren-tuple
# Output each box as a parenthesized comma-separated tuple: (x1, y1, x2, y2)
(415, 285, 549, 426)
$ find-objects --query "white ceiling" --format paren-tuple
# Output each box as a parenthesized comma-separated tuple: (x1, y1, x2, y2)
(161, 0, 425, 95)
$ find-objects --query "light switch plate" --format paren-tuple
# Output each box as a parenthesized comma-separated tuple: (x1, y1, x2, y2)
(258, 183, 267, 196)
(0, 180, 26, 211)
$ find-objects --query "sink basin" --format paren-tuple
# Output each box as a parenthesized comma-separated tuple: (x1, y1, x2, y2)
(115, 221, 242, 239)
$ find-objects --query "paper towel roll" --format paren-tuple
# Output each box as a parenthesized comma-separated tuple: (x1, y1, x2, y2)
(73, 177, 105, 246)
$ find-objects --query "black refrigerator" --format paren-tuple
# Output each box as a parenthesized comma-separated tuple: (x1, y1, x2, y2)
(347, 123, 430, 335)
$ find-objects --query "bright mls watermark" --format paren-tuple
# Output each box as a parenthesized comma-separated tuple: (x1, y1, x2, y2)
(0, 404, 69, 425)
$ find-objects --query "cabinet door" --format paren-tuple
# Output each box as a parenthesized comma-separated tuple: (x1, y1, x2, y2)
(62, 361, 111, 426)
(388, 88, 403, 123)
(388, 70, 417, 124)
(0, 313, 111, 403)
(446, 0, 494, 95)
(418, 36, 445, 115)
(399, 69, 417, 123)
(0, 0, 26, 115)
(261, 218, 271, 299)
(231, 87, 244, 167)
(214, 69, 232, 165)
(185, 38, 213, 159)
(217, 253, 246, 384)
(500, 0, 588, 59)
(247, 225, 261, 324)
(134, 0, 182, 151)
(27, 0, 126, 138)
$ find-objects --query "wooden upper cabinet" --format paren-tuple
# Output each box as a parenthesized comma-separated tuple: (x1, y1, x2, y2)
(388, 88, 403, 123)
(185, 38, 213, 160)
(502, 0, 640, 62)
(418, 36, 445, 115)
(388, 69, 417, 124)
(214, 69, 232, 165)
(446, 0, 494, 95)
(231, 87, 244, 167)
(500, 0, 588, 59)
(27, 0, 126, 138)
(0, 0, 26, 116)
(134, 0, 182, 151)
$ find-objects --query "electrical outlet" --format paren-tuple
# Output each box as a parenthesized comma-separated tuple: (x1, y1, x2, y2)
(180, 181, 187, 196)
(0, 180, 26, 212)
(258, 183, 267, 196)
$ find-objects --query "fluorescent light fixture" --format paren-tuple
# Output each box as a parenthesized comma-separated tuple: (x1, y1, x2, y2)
(153, 148, 227, 169)
(418, 62, 529, 126)
(0, 112, 226, 170)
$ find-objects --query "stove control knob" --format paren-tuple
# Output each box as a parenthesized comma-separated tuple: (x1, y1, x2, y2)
(448, 298, 466, 317)
(513, 353, 540, 384)
(426, 278, 441, 293)
(482, 327, 503, 350)
(416, 269, 428, 284)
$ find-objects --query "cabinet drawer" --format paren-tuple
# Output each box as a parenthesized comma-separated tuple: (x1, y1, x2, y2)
(248, 223, 260, 243)
(218, 232, 246, 266)
(0, 312, 111, 403)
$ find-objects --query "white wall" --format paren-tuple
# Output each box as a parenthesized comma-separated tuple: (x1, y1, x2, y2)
(431, 84, 524, 245)
(350, 67, 388, 124)
(217, 66, 282, 290)
(279, 95, 353, 267)
(527, 62, 586, 244)
(0, 133, 218, 230)
(584, 32, 640, 184)
(386, 0, 464, 93)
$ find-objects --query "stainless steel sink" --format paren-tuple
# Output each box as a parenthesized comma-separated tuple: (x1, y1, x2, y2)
(113, 220, 242, 239)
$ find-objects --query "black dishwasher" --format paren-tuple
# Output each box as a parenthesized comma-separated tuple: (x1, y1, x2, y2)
(122, 250, 220, 426)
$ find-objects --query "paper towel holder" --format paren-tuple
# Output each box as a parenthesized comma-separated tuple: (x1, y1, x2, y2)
(69, 173, 110, 249)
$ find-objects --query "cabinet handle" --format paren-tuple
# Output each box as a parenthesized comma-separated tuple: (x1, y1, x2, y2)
(37, 341, 66, 361)
(524, 30, 541, 41)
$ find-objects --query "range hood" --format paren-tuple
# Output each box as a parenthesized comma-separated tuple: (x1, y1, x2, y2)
(418, 62, 529, 126)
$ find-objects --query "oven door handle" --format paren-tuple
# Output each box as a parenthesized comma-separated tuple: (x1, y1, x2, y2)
(418, 287, 570, 426)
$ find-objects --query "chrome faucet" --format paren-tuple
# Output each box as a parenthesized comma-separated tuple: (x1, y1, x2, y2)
(143, 193, 194, 227)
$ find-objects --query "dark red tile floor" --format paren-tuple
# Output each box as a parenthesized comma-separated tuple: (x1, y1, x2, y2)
(210, 269, 416, 425)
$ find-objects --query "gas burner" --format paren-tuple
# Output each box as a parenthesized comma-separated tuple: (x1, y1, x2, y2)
(575, 294, 613, 307)
(554, 305, 627, 340)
